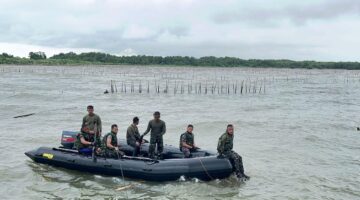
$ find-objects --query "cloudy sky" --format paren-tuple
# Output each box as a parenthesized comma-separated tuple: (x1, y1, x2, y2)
(0, 0, 360, 61)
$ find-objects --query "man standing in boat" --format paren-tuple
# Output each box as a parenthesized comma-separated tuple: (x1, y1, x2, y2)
(179, 124, 198, 158)
(127, 116, 144, 156)
(82, 105, 102, 135)
(217, 124, 250, 180)
(142, 111, 166, 159)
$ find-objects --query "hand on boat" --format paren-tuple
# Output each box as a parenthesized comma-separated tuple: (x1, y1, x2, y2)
(217, 154, 225, 158)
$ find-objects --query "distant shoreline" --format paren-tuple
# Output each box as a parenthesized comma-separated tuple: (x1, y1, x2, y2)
(1, 52, 360, 70)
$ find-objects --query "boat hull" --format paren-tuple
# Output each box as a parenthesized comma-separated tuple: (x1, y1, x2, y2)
(25, 147, 233, 181)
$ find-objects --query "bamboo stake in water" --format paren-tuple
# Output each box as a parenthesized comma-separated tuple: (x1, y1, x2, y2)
(147, 81, 150, 93)
(111, 80, 114, 93)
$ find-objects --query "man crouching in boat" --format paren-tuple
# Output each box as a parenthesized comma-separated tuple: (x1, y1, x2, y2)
(127, 117, 145, 156)
(179, 124, 199, 158)
(102, 124, 124, 158)
(75, 125, 101, 155)
(217, 124, 250, 180)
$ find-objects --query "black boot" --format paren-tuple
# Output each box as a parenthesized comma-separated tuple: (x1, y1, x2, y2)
(243, 174, 250, 180)
(236, 173, 250, 180)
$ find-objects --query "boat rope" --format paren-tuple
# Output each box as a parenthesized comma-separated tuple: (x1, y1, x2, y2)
(117, 152, 129, 199)
(198, 157, 214, 181)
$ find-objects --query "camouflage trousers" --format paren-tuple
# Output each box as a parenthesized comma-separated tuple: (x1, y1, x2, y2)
(224, 150, 245, 175)
(129, 143, 141, 157)
(103, 149, 124, 158)
(181, 147, 191, 158)
(149, 135, 163, 158)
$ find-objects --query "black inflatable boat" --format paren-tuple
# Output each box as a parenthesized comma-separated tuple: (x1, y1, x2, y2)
(25, 131, 233, 181)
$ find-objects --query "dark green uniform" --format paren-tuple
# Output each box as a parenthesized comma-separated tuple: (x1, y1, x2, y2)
(179, 131, 195, 158)
(143, 119, 166, 158)
(82, 113, 102, 133)
(102, 132, 120, 158)
(217, 132, 245, 177)
(75, 131, 91, 150)
(127, 124, 141, 156)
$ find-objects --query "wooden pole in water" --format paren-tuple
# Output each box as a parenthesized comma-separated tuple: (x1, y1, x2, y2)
(199, 83, 201, 94)
(227, 82, 230, 94)
(245, 81, 247, 94)
(147, 81, 150, 93)
(205, 81, 208, 94)
(111, 80, 114, 93)
(121, 81, 124, 92)
(241, 80, 244, 94)
(165, 80, 168, 93)
(187, 82, 190, 94)
(139, 81, 142, 93)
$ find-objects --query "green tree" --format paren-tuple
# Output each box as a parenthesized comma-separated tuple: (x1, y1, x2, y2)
(29, 51, 47, 60)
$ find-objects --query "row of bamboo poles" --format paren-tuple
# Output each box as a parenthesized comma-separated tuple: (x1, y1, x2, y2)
(109, 79, 267, 95)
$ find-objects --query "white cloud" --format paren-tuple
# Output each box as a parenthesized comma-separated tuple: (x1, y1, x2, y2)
(117, 48, 138, 56)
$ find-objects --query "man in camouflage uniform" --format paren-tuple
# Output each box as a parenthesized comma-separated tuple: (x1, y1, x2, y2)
(142, 111, 166, 159)
(102, 124, 124, 158)
(217, 124, 250, 180)
(75, 125, 101, 155)
(82, 105, 102, 135)
(127, 117, 144, 156)
(179, 124, 198, 158)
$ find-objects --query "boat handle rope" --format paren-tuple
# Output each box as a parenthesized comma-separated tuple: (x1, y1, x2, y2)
(197, 157, 214, 181)
(116, 152, 129, 199)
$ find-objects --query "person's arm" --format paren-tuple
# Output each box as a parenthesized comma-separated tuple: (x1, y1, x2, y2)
(134, 128, 141, 140)
(142, 121, 151, 136)
(161, 121, 166, 135)
(97, 115, 102, 133)
(217, 135, 225, 154)
(193, 135, 197, 148)
(106, 136, 117, 150)
(81, 116, 86, 131)
(127, 126, 137, 145)
(182, 142, 193, 149)
(181, 134, 193, 149)
(80, 136, 92, 145)
(134, 128, 142, 145)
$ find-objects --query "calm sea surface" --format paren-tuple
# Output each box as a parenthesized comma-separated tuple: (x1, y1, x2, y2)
(0, 65, 359, 200)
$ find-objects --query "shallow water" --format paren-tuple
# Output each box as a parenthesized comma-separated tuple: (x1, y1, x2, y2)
(0, 65, 359, 200)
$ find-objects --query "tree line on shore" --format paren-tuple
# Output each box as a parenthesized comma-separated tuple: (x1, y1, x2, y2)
(1, 51, 360, 69)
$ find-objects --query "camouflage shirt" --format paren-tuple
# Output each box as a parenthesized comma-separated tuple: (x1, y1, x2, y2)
(143, 119, 166, 137)
(82, 113, 102, 133)
(217, 132, 233, 154)
(179, 131, 194, 149)
(127, 124, 141, 147)
(75, 131, 100, 149)
(102, 132, 118, 150)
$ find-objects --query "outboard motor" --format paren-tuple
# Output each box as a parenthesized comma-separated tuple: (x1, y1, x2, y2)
(61, 131, 78, 149)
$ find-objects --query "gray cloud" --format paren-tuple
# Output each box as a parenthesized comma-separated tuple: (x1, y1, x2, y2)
(1, 0, 360, 61)
(213, 0, 360, 26)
